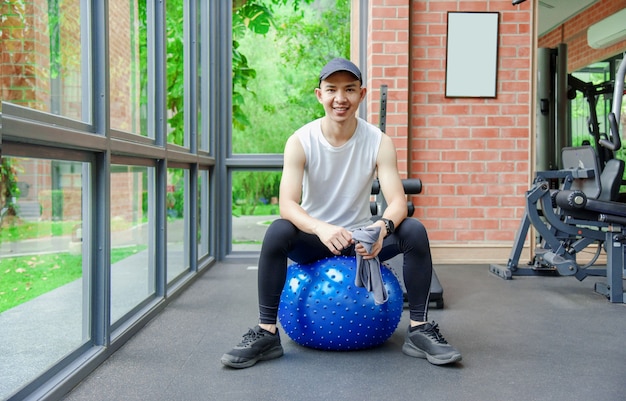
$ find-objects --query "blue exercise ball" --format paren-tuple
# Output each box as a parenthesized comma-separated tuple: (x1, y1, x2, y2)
(278, 255, 403, 351)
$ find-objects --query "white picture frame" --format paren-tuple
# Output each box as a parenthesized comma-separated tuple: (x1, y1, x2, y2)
(445, 12, 500, 98)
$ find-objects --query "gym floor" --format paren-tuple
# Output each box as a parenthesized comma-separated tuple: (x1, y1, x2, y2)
(64, 262, 626, 401)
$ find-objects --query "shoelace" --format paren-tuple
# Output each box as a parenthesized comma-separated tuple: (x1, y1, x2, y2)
(239, 328, 264, 346)
(423, 323, 448, 344)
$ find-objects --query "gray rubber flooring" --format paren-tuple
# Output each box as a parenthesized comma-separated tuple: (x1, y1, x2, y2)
(63, 263, 626, 401)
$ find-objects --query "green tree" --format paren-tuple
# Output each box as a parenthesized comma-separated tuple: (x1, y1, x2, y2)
(0, 158, 21, 225)
(231, 0, 350, 211)
(232, 0, 351, 154)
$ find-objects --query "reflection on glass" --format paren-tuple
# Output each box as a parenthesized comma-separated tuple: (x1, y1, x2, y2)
(0, 0, 88, 122)
(0, 157, 89, 399)
(110, 165, 154, 324)
(231, 171, 281, 252)
(109, 0, 147, 135)
(167, 168, 188, 282)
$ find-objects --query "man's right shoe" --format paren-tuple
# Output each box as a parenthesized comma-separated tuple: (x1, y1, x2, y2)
(402, 322, 462, 365)
(221, 325, 284, 369)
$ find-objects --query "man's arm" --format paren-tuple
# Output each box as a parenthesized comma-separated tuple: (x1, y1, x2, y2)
(279, 135, 352, 254)
(357, 134, 408, 259)
(376, 134, 409, 231)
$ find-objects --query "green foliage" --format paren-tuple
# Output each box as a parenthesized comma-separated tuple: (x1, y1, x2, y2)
(232, 203, 279, 217)
(164, 1, 187, 145)
(570, 71, 612, 149)
(230, 0, 350, 212)
(0, 220, 77, 243)
(233, 2, 274, 36)
(232, 0, 351, 155)
(232, 171, 281, 215)
(0, 158, 21, 223)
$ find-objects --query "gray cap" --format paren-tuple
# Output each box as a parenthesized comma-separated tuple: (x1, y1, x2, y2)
(319, 58, 362, 85)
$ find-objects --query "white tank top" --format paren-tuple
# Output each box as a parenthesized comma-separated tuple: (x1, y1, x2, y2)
(296, 117, 382, 230)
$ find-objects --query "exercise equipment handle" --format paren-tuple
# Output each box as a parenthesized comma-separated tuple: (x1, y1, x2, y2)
(601, 54, 626, 152)
(599, 113, 621, 151)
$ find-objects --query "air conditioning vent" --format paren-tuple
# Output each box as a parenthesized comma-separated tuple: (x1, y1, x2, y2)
(587, 8, 626, 49)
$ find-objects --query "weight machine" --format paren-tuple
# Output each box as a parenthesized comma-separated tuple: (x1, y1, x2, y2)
(490, 54, 626, 303)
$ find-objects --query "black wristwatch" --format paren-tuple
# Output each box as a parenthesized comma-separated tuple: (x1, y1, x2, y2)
(381, 218, 395, 236)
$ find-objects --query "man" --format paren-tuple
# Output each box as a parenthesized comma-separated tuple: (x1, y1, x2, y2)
(221, 57, 461, 368)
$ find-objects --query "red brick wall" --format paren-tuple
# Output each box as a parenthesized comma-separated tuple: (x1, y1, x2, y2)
(368, 0, 533, 245)
(538, 0, 626, 72)
(1, 0, 84, 118)
(111, 171, 145, 224)
(367, 0, 410, 175)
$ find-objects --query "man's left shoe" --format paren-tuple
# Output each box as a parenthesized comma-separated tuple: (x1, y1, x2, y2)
(402, 322, 462, 365)
(221, 325, 283, 369)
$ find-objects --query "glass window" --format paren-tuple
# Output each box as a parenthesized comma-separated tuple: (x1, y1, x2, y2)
(0, 0, 89, 122)
(570, 55, 626, 192)
(109, 0, 147, 135)
(166, 2, 185, 146)
(166, 167, 188, 282)
(110, 165, 154, 324)
(570, 61, 612, 149)
(231, 171, 280, 252)
(0, 157, 90, 399)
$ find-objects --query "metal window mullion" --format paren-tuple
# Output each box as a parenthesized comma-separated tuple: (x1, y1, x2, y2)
(81, 0, 92, 124)
(187, 168, 198, 271)
(214, 0, 232, 260)
(151, 0, 168, 296)
(359, 0, 368, 119)
(91, 0, 111, 348)
(205, 0, 219, 258)
(199, 169, 210, 257)
(185, 1, 199, 269)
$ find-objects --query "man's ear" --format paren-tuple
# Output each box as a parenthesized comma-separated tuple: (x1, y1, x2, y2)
(360, 87, 367, 101)
(315, 87, 323, 103)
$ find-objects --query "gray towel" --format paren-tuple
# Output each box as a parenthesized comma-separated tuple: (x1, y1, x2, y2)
(352, 226, 388, 305)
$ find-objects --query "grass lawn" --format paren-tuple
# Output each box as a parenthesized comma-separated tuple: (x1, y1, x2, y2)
(232, 203, 279, 217)
(0, 220, 77, 243)
(0, 245, 147, 314)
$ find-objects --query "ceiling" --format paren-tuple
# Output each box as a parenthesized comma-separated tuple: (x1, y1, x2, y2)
(538, 0, 598, 36)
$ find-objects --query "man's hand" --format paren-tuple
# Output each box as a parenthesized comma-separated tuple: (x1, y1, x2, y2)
(355, 221, 385, 259)
(314, 222, 353, 255)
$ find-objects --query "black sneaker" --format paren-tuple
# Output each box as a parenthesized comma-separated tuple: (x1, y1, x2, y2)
(402, 322, 462, 365)
(221, 326, 284, 369)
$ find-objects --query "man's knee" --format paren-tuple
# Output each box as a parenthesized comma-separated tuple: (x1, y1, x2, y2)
(397, 218, 429, 244)
(398, 217, 427, 234)
(266, 218, 297, 238)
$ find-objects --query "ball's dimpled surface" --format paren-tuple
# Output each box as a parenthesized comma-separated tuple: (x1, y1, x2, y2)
(278, 255, 403, 350)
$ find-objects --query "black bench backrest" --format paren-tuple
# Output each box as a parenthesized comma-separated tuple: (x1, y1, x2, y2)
(371, 178, 422, 217)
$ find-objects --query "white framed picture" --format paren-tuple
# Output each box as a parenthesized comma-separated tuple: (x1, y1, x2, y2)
(445, 12, 500, 98)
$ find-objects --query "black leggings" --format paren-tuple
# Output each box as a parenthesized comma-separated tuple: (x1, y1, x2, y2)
(258, 218, 433, 324)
